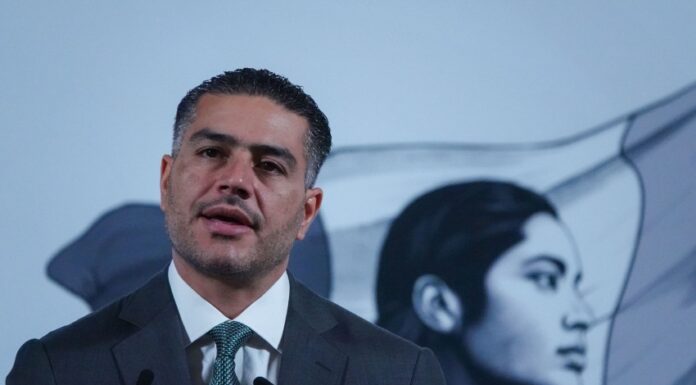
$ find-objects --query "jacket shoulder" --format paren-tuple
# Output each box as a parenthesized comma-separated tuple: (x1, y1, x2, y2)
(39, 269, 171, 349)
(7, 299, 133, 385)
(7, 271, 173, 385)
(288, 279, 445, 384)
(291, 279, 420, 351)
(40, 297, 133, 349)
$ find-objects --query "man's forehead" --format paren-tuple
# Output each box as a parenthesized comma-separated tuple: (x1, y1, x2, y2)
(185, 93, 307, 135)
(196, 93, 302, 119)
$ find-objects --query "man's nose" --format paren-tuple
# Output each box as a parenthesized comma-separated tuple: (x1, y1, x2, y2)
(562, 295, 593, 332)
(217, 156, 254, 200)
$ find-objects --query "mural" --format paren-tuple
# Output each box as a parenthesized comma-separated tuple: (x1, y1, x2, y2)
(375, 181, 591, 385)
(47, 82, 696, 385)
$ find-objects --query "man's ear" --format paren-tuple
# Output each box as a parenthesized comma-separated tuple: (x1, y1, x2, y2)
(412, 274, 463, 334)
(296, 187, 323, 240)
(160, 155, 173, 211)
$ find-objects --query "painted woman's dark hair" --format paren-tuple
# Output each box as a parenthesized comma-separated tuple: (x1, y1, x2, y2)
(376, 180, 557, 343)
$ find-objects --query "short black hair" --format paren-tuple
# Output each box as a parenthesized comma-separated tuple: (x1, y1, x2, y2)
(173, 68, 332, 187)
(376, 180, 558, 342)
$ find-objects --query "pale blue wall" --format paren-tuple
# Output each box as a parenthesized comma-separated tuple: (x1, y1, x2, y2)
(2, 0, 696, 376)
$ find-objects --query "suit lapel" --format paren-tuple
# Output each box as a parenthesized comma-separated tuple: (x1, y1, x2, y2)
(278, 278, 348, 385)
(112, 271, 192, 385)
(111, 272, 351, 385)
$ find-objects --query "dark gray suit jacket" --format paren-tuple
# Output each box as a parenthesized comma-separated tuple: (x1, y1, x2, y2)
(7, 271, 445, 385)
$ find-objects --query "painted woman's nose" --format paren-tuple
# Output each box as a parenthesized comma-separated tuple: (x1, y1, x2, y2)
(562, 296, 593, 332)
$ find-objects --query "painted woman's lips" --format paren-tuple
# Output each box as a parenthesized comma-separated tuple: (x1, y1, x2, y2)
(200, 206, 256, 237)
(557, 345, 586, 374)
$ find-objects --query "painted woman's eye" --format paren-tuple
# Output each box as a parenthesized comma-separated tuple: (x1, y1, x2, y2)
(522, 256, 566, 292)
(526, 272, 559, 291)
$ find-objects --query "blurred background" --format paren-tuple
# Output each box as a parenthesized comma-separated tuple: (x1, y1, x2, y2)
(2, 1, 695, 383)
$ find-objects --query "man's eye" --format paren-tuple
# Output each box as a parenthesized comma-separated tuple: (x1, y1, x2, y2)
(526, 272, 559, 291)
(256, 161, 284, 174)
(200, 148, 222, 158)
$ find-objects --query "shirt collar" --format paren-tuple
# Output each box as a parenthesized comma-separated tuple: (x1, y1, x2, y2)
(168, 262, 289, 352)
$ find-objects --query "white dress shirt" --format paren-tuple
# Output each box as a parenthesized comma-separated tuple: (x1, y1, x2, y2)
(168, 263, 289, 385)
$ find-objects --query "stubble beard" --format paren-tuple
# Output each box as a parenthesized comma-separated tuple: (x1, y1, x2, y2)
(165, 189, 304, 285)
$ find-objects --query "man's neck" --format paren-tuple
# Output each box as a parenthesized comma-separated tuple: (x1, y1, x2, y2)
(172, 256, 288, 319)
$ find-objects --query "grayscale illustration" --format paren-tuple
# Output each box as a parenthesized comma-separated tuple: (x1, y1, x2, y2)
(376, 181, 591, 385)
(314, 82, 696, 385)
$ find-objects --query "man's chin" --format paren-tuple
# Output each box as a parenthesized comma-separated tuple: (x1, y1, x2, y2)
(187, 255, 254, 277)
(185, 252, 285, 283)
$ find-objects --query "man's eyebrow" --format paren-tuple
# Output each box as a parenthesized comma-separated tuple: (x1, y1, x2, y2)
(522, 255, 566, 276)
(250, 143, 297, 169)
(188, 128, 297, 168)
(189, 128, 240, 146)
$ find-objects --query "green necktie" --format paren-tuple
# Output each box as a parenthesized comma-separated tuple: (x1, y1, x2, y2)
(208, 320, 254, 385)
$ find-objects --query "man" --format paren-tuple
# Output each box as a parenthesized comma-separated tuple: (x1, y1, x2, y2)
(7, 68, 445, 385)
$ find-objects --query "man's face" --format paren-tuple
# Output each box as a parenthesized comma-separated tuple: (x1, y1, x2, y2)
(462, 213, 592, 385)
(160, 94, 322, 282)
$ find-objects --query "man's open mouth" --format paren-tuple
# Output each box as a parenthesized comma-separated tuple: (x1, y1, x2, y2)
(199, 205, 258, 236)
(201, 206, 254, 227)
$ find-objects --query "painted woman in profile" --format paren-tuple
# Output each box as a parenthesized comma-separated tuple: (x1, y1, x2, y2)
(376, 181, 593, 385)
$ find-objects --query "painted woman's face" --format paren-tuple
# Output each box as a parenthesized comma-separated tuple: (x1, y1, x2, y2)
(462, 213, 592, 385)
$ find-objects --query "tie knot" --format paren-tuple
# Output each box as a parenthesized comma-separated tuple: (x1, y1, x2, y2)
(208, 320, 254, 357)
